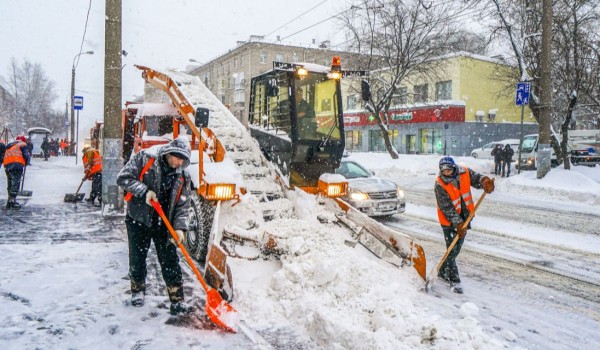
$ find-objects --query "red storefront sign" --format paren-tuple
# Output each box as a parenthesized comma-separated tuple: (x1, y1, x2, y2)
(343, 104, 465, 127)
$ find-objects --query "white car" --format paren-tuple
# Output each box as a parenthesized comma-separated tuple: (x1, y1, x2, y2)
(335, 159, 405, 217)
(471, 139, 520, 160)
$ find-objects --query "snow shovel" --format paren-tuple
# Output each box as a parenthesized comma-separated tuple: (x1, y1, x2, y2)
(424, 191, 487, 292)
(150, 199, 239, 332)
(64, 179, 85, 202)
(17, 166, 33, 197)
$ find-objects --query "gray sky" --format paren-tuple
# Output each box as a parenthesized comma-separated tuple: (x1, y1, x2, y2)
(0, 0, 346, 135)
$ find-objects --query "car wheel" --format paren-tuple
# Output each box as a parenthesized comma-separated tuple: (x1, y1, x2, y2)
(472, 153, 478, 158)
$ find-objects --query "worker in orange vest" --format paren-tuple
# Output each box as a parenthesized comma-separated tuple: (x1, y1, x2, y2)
(434, 156, 494, 294)
(3, 136, 31, 209)
(82, 145, 103, 206)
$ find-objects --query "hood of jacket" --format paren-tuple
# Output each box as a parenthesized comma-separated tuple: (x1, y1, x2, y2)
(158, 136, 191, 169)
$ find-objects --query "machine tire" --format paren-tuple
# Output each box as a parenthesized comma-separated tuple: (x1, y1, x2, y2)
(472, 153, 478, 158)
(185, 192, 214, 264)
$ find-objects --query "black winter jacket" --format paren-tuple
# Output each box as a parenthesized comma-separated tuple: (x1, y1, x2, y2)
(116, 145, 192, 230)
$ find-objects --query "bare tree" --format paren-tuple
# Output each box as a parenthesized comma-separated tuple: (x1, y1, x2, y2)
(0, 58, 59, 135)
(475, 0, 600, 169)
(339, 0, 464, 158)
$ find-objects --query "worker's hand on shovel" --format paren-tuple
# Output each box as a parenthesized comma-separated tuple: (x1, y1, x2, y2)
(170, 229, 185, 246)
(145, 190, 158, 206)
(456, 223, 468, 239)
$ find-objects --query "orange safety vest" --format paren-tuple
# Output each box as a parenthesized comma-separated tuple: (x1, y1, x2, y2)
(3, 141, 27, 166)
(83, 149, 103, 176)
(436, 168, 474, 226)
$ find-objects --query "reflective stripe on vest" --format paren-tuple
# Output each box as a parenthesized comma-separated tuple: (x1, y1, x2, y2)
(124, 157, 155, 202)
(83, 149, 103, 175)
(436, 168, 475, 226)
(2, 142, 27, 166)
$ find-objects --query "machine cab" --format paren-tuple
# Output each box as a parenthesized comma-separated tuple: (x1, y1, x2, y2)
(249, 58, 345, 189)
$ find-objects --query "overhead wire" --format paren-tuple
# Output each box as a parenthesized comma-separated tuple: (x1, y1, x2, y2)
(264, 0, 330, 39)
(74, 0, 93, 70)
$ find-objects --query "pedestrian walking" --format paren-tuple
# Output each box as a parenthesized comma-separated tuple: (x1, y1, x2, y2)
(81, 145, 103, 205)
(41, 137, 50, 161)
(434, 156, 495, 293)
(3, 136, 31, 209)
(116, 136, 193, 315)
(501, 144, 514, 177)
(491, 144, 503, 175)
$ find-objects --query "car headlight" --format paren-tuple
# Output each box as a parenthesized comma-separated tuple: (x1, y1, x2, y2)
(349, 188, 369, 201)
(396, 187, 405, 199)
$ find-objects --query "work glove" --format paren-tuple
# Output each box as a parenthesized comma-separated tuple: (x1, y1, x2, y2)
(481, 176, 495, 194)
(145, 190, 158, 206)
(170, 230, 185, 246)
(456, 223, 468, 239)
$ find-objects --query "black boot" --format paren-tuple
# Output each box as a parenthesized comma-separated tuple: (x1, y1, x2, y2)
(131, 281, 146, 307)
(85, 195, 95, 204)
(6, 197, 21, 209)
(167, 284, 192, 315)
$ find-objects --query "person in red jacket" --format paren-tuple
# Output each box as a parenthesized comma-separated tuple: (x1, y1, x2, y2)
(3, 136, 31, 209)
(82, 145, 103, 206)
(434, 156, 494, 293)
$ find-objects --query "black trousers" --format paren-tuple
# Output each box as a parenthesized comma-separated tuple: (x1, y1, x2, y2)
(5, 168, 22, 198)
(494, 160, 502, 175)
(90, 172, 102, 198)
(440, 226, 464, 283)
(502, 161, 512, 176)
(126, 216, 182, 290)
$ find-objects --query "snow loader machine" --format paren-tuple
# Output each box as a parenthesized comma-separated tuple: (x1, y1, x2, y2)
(128, 61, 426, 305)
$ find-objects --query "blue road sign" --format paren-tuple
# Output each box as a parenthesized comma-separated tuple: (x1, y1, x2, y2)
(515, 82, 531, 106)
(73, 95, 84, 110)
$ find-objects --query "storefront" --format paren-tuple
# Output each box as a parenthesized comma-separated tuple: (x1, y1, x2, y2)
(343, 102, 538, 156)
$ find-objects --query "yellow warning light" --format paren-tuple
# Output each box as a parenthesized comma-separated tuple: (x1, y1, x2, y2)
(204, 183, 236, 201)
(318, 180, 348, 198)
(296, 67, 308, 77)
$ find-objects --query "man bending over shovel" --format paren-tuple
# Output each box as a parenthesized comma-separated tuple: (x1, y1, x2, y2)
(3, 136, 31, 209)
(434, 156, 494, 294)
(82, 145, 103, 206)
(116, 136, 193, 315)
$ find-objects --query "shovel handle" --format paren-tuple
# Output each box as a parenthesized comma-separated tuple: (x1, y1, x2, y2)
(150, 199, 210, 292)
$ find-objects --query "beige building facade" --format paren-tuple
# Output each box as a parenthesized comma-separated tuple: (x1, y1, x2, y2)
(189, 37, 357, 124)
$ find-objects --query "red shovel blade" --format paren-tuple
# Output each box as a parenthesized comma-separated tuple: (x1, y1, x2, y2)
(206, 288, 239, 333)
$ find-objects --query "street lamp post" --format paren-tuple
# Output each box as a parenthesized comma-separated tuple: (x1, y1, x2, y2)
(70, 50, 94, 157)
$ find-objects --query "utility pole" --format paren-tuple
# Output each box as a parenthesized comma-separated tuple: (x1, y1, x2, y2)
(102, 0, 124, 213)
(537, 0, 553, 179)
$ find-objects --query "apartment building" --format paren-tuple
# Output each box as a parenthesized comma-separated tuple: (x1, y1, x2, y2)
(188, 36, 358, 125)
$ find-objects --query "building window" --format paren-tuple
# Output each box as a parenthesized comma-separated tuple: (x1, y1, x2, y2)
(347, 95, 357, 110)
(392, 87, 408, 105)
(221, 95, 226, 104)
(369, 129, 398, 152)
(275, 53, 284, 62)
(414, 84, 428, 103)
(292, 52, 298, 62)
(234, 58, 238, 68)
(345, 130, 363, 151)
(241, 56, 244, 66)
(259, 51, 267, 64)
(435, 80, 452, 101)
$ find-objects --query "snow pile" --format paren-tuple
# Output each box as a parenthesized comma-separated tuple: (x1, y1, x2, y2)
(229, 189, 507, 349)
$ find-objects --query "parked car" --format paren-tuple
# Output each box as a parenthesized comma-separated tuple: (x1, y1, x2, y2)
(471, 139, 520, 161)
(335, 159, 405, 217)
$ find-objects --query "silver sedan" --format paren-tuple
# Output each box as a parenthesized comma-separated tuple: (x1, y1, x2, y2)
(335, 159, 405, 217)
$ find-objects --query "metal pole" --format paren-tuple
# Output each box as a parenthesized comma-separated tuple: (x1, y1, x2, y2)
(70, 66, 75, 143)
(76, 109, 79, 165)
(518, 104, 524, 174)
